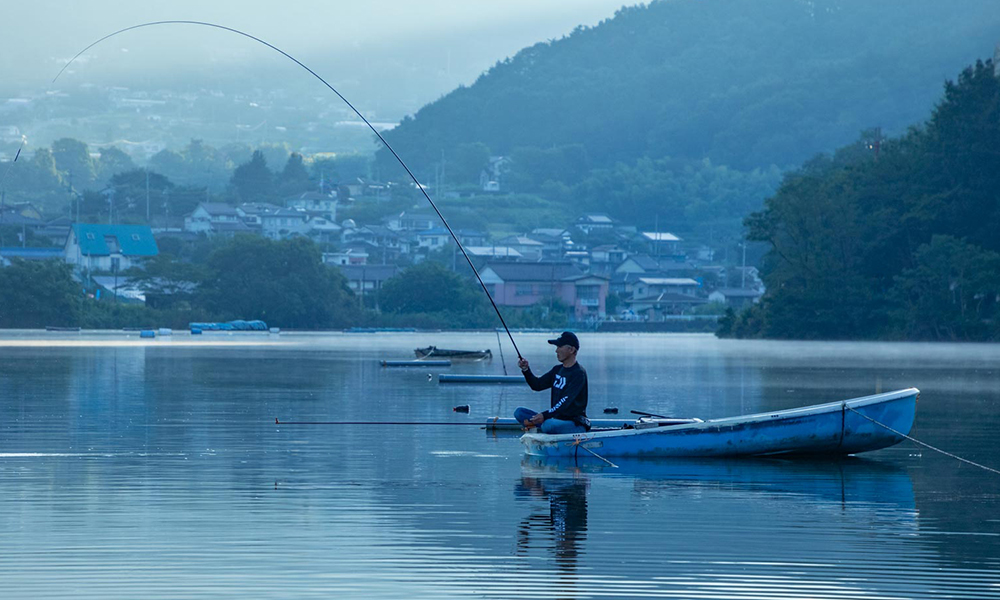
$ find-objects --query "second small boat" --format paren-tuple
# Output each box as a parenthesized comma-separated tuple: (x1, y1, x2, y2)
(414, 346, 492, 361)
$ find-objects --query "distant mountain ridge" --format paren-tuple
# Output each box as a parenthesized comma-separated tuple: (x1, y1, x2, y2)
(377, 0, 1000, 180)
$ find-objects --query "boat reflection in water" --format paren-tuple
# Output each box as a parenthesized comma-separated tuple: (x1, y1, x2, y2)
(514, 470, 589, 577)
(513, 456, 932, 599)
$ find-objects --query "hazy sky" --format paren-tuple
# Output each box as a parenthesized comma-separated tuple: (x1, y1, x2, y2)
(1, 0, 633, 96)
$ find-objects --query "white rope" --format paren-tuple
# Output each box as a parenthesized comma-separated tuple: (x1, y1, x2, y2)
(847, 406, 1000, 475)
(567, 438, 618, 468)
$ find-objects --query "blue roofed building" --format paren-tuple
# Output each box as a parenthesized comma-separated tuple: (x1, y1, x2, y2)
(64, 224, 159, 272)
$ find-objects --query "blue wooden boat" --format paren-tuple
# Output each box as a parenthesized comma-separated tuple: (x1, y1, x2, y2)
(521, 388, 918, 458)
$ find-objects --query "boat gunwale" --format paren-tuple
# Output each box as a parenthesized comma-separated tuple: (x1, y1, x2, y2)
(521, 388, 919, 445)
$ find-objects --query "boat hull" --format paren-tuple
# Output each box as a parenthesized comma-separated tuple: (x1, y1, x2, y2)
(414, 347, 492, 360)
(521, 389, 918, 458)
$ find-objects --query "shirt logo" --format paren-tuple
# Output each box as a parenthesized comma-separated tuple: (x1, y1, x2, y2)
(554, 374, 566, 390)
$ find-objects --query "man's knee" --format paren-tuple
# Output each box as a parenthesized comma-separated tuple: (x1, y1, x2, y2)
(513, 407, 535, 422)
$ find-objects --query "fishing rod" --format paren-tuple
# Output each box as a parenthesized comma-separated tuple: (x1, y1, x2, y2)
(630, 409, 669, 419)
(276, 418, 485, 426)
(55, 20, 523, 359)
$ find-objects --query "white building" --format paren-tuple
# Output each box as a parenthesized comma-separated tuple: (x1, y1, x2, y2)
(284, 191, 337, 219)
(64, 224, 159, 272)
(184, 203, 247, 235)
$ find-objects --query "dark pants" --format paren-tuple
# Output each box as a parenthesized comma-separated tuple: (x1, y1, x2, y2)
(514, 407, 586, 434)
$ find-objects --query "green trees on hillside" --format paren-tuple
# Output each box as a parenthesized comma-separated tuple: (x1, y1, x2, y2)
(231, 150, 274, 202)
(376, 0, 999, 179)
(726, 60, 1000, 341)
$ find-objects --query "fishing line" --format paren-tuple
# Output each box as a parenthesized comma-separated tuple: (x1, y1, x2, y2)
(496, 329, 508, 376)
(276, 418, 486, 426)
(56, 20, 522, 358)
(0, 137, 25, 189)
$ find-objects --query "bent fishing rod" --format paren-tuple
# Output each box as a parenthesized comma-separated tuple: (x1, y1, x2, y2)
(56, 20, 522, 358)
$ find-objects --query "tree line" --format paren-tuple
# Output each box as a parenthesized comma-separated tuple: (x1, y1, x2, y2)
(0, 235, 560, 331)
(721, 60, 1000, 341)
(1, 136, 371, 222)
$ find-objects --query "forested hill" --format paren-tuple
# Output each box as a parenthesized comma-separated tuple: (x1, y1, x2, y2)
(724, 59, 1000, 341)
(376, 0, 1000, 180)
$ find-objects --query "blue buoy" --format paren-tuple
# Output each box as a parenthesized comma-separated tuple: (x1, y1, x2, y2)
(139, 330, 156, 338)
(190, 328, 203, 335)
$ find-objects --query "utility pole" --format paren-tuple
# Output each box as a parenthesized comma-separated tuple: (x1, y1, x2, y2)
(440, 149, 446, 193)
(741, 241, 747, 289)
(146, 169, 150, 222)
(654, 214, 659, 259)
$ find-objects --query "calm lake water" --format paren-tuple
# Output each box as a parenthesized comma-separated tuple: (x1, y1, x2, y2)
(1, 331, 998, 599)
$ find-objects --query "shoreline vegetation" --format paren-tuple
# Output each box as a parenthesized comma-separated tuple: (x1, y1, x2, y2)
(720, 60, 1000, 343)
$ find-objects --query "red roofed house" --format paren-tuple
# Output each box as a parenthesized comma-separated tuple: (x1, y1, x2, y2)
(478, 261, 609, 321)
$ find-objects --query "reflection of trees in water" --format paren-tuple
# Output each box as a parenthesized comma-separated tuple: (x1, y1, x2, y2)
(515, 474, 589, 576)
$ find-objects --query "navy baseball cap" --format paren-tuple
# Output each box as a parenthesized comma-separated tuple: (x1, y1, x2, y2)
(547, 331, 579, 349)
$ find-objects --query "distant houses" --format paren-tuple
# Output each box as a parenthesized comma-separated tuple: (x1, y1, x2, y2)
(182, 190, 339, 241)
(479, 261, 610, 321)
(574, 214, 616, 235)
(338, 264, 400, 300)
(0, 174, 761, 324)
(166, 194, 757, 322)
(708, 287, 763, 309)
(184, 203, 251, 236)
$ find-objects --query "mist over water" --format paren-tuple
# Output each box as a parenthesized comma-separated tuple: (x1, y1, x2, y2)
(1, 332, 997, 598)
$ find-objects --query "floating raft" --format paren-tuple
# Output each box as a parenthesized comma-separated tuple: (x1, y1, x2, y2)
(438, 374, 524, 384)
(485, 417, 641, 431)
(381, 359, 451, 367)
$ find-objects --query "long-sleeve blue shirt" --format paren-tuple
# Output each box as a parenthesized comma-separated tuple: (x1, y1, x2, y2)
(522, 363, 590, 428)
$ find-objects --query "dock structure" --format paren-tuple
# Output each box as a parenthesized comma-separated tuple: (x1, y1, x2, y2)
(380, 359, 451, 367)
(438, 374, 524, 384)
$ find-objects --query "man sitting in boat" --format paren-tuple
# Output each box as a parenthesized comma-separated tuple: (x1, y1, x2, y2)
(514, 331, 591, 434)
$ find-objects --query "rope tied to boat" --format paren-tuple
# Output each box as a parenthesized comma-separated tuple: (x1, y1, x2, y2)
(567, 437, 618, 468)
(846, 406, 1000, 476)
